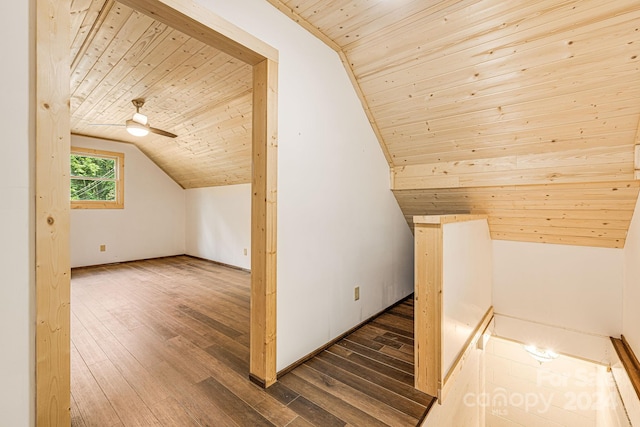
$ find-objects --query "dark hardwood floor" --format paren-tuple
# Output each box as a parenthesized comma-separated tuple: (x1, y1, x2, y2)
(71, 256, 434, 426)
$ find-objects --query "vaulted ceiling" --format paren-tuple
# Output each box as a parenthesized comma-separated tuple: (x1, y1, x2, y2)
(268, 0, 640, 248)
(70, 0, 253, 188)
(71, 0, 640, 248)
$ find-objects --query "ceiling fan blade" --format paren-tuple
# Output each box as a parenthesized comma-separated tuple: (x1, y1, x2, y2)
(149, 126, 177, 138)
(89, 100, 176, 138)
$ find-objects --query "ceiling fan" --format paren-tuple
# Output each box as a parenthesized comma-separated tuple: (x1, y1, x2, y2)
(91, 99, 177, 138)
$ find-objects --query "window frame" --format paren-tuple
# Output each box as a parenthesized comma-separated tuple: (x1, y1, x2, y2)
(70, 146, 124, 209)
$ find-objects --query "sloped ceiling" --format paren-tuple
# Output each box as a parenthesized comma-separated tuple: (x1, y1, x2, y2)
(268, 0, 640, 248)
(70, 0, 253, 188)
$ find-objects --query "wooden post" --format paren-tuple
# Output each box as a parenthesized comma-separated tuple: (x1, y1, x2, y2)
(250, 58, 278, 387)
(413, 214, 490, 400)
(116, 0, 277, 64)
(36, 0, 71, 424)
(414, 224, 442, 397)
(36, 4, 280, 424)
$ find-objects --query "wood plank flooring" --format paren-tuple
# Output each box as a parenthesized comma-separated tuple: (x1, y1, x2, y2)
(71, 256, 434, 426)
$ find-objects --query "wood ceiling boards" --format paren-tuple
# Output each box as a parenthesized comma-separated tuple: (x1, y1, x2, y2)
(268, 0, 640, 248)
(70, 0, 254, 188)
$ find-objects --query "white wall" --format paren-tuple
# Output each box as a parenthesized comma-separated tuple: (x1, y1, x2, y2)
(493, 240, 623, 337)
(485, 337, 626, 427)
(422, 343, 486, 427)
(0, 0, 33, 425)
(443, 219, 493, 376)
(70, 135, 185, 268)
(423, 326, 633, 427)
(195, 0, 415, 370)
(623, 196, 640, 357)
(493, 314, 615, 367)
(185, 184, 251, 270)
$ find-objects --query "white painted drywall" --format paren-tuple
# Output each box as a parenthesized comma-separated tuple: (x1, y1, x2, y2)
(0, 1, 33, 425)
(185, 184, 251, 270)
(623, 196, 640, 357)
(195, 0, 415, 370)
(70, 135, 185, 268)
(422, 344, 486, 427)
(493, 240, 623, 339)
(493, 314, 614, 365)
(485, 337, 622, 427)
(442, 219, 492, 377)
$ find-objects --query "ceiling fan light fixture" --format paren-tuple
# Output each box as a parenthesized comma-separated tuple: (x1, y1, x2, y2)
(126, 119, 150, 137)
(524, 345, 559, 364)
(90, 99, 176, 138)
(132, 112, 148, 125)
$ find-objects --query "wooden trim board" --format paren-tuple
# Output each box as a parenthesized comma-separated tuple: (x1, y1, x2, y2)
(611, 335, 640, 401)
(117, 0, 278, 64)
(414, 214, 492, 402)
(276, 295, 411, 379)
(440, 307, 494, 403)
(264, 0, 393, 167)
(413, 214, 488, 225)
(392, 160, 635, 190)
(36, 0, 279, 423)
(265, 0, 340, 51)
(36, 0, 72, 424)
(184, 254, 251, 273)
(251, 58, 278, 387)
(414, 223, 443, 397)
(70, 146, 125, 210)
(622, 335, 640, 373)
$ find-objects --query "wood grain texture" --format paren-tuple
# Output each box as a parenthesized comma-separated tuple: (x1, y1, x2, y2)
(281, 297, 435, 426)
(413, 225, 442, 397)
(413, 214, 488, 225)
(395, 181, 640, 248)
(264, 0, 393, 166)
(391, 147, 634, 190)
(71, 0, 279, 388)
(69, 0, 256, 189)
(71, 257, 434, 426)
(119, 0, 277, 63)
(36, 0, 72, 424)
(251, 58, 279, 387)
(414, 217, 493, 403)
(43, 2, 281, 423)
(266, 0, 640, 248)
(611, 336, 640, 401)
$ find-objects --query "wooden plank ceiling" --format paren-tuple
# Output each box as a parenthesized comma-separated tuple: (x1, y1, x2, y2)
(70, 0, 253, 188)
(268, 0, 640, 248)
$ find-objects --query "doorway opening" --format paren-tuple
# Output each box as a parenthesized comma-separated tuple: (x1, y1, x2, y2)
(35, 0, 278, 424)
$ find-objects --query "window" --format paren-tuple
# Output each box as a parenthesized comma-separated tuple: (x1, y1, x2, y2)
(70, 147, 124, 209)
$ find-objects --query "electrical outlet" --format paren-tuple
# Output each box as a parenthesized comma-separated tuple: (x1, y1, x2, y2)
(243, 248, 248, 256)
(99, 244, 106, 252)
(354, 286, 360, 301)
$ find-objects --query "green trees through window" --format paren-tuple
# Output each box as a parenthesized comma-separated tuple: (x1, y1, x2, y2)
(70, 147, 124, 209)
(70, 154, 117, 201)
